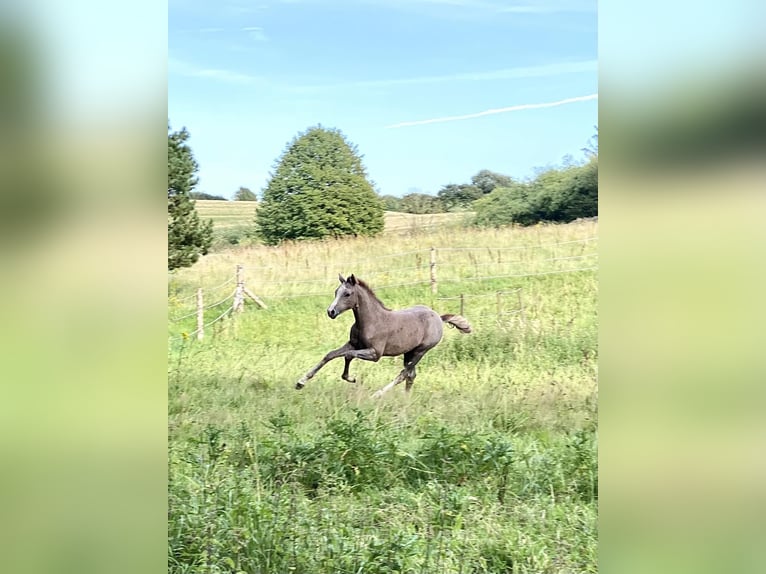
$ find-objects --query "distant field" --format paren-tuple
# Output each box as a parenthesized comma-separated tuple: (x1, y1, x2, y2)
(194, 199, 470, 241)
(195, 200, 258, 230)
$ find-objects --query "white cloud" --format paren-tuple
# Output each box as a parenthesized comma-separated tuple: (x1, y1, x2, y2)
(294, 59, 596, 91)
(359, 0, 596, 13)
(385, 93, 598, 128)
(497, 1, 596, 13)
(168, 57, 262, 85)
(242, 26, 269, 42)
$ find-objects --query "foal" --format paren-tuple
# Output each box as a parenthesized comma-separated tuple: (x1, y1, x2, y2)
(295, 274, 471, 397)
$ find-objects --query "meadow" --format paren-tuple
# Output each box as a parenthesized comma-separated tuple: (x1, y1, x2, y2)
(195, 200, 473, 248)
(168, 215, 598, 573)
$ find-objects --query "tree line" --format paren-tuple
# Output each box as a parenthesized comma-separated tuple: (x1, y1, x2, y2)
(168, 122, 597, 270)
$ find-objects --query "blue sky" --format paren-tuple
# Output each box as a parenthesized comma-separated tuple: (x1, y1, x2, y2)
(169, 0, 597, 199)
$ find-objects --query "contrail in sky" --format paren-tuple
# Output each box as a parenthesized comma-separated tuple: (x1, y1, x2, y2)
(385, 93, 598, 128)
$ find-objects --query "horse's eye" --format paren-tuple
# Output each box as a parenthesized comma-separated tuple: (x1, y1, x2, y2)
(343, 292, 351, 298)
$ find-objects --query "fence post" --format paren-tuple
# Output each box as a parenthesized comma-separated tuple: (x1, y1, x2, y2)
(233, 264, 244, 313)
(517, 288, 525, 323)
(244, 287, 268, 310)
(196, 288, 204, 340)
(460, 293, 465, 316)
(430, 247, 437, 295)
(496, 291, 502, 320)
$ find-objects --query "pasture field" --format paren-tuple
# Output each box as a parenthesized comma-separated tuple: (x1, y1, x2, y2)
(195, 200, 258, 231)
(194, 199, 471, 248)
(168, 219, 598, 573)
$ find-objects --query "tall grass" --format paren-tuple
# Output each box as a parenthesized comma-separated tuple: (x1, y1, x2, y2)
(169, 220, 597, 573)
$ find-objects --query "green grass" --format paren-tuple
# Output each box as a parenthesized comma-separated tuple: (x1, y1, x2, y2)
(168, 220, 597, 573)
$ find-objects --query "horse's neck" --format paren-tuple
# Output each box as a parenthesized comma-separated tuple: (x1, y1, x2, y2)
(353, 288, 388, 328)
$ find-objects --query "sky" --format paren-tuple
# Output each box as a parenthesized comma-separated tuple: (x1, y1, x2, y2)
(168, 0, 598, 199)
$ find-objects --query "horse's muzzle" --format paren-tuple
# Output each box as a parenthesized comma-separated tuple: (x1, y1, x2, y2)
(327, 307, 338, 319)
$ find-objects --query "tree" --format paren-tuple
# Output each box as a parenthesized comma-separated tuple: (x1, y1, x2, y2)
(582, 126, 598, 159)
(399, 192, 444, 214)
(437, 183, 481, 211)
(473, 182, 534, 227)
(473, 159, 597, 227)
(256, 125, 384, 245)
(190, 191, 227, 201)
(470, 169, 514, 195)
(234, 186, 257, 201)
(379, 194, 403, 212)
(168, 124, 213, 270)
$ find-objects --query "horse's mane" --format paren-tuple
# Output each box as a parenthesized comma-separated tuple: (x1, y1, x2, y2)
(356, 278, 391, 311)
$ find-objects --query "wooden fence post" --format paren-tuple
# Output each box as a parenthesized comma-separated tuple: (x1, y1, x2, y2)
(496, 291, 502, 320)
(196, 288, 204, 340)
(244, 287, 268, 310)
(460, 293, 465, 316)
(430, 247, 437, 295)
(233, 265, 244, 313)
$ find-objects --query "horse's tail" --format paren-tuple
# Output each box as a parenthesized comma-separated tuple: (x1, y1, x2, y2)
(441, 314, 472, 334)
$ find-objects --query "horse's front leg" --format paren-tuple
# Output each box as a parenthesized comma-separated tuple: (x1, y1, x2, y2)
(296, 342, 354, 389)
(296, 346, 379, 389)
(341, 357, 355, 383)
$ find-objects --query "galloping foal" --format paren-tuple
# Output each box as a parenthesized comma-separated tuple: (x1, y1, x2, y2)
(295, 274, 472, 397)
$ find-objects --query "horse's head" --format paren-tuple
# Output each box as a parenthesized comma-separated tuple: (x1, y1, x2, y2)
(328, 274, 359, 319)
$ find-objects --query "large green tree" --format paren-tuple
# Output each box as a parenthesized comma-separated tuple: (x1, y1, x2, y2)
(168, 124, 213, 270)
(256, 125, 384, 245)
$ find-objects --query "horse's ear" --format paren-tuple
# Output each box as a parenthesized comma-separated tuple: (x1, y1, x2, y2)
(347, 274, 357, 285)
(338, 274, 346, 284)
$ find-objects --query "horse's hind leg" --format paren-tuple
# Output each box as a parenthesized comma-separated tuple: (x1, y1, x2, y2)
(403, 348, 429, 393)
(372, 348, 431, 398)
(405, 367, 417, 392)
(371, 368, 407, 399)
(341, 357, 356, 383)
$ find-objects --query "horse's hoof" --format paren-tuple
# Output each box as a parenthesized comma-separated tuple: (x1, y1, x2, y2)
(371, 391, 382, 399)
(346, 378, 356, 384)
(295, 380, 305, 390)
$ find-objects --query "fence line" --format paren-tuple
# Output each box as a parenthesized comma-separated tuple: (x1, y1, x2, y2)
(172, 264, 597, 309)
(172, 253, 597, 305)
(437, 236, 597, 252)
(247, 266, 596, 302)
(171, 291, 198, 303)
(169, 291, 236, 322)
(249, 264, 429, 286)
(169, 276, 236, 303)
(473, 266, 598, 281)
(437, 287, 521, 301)
(189, 306, 233, 337)
(169, 261, 595, 342)
(203, 291, 235, 310)
(231, 246, 597, 288)
(240, 248, 430, 274)
(438, 287, 525, 321)
(168, 241, 598, 340)
(434, 252, 597, 271)
(180, 305, 234, 341)
(169, 309, 198, 322)
(231, 238, 596, 275)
